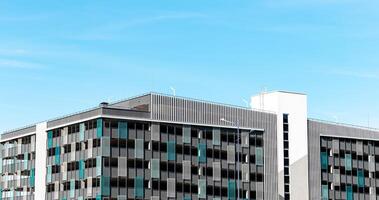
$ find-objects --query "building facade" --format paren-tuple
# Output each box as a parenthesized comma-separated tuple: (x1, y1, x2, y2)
(1, 91, 378, 200)
(0, 93, 278, 200)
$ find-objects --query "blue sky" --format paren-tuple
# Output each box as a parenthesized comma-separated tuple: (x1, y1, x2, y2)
(0, 0, 378, 133)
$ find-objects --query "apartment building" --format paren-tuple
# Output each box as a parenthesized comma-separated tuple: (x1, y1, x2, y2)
(0, 91, 377, 200)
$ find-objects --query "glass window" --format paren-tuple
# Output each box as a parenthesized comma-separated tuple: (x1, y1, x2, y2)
(134, 176, 144, 198)
(118, 122, 128, 139)
(321, 152, 328, 170)
(55, 147, 61, 165)
(332, 139, 339, 153)
(70, 179, 75, 198)
(151, 159, 160, 179)
(47, 165, 52, 183)
(198, 179, 206, 199)
(118, 157, 127, 176)
(212, 128, 220, 145)
(23, 152, 28, 170)
(356, 141, 363, 155)
(183, 126, 191, 144)
(256, 147, 263, 166)
(213, 162, 221, 181)
(198, 143, 207, 163)
(0, 158, 2, 174)
(79, 160, 85, 179)
(228, 180, 236, 200)
(96, 156, 102, 176)
(151, 123, 160, 141)
(369, 155, 375, 172)
(346, 185, 353, 200)
(345, 154, 352, 171)
(167, 178, 176, 198)
(101, 176, 110, 196)
(47, 130, 53, 148)
(135, 139, 144, 159)
(358, 169, 364, 187)
(79, 123, 85, 141)
(227, 145, 235, 164)
(97, 118, 103, 138)
(167, 141, 176, 161)
(321, 184, 328, 200)
(183, 161, 191, 180)
(102, 137, 110, 157)
(242, 164, 249, 182)
(241, 131, 249, 147)
(184, 197, 191, 200)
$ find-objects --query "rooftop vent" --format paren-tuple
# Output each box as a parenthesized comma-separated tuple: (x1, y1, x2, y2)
(99, 102, 109, 107)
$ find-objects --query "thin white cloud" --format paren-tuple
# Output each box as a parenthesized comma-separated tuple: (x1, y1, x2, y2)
(328, 69, 379, 80)
(0, 58, 46, 69)
(0, 49, 29, 56)
(67, 12, 207, 41)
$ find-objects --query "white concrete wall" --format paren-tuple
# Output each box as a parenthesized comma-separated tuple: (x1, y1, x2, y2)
(251, 91, 309, 200)
(35, 122, 47, 200)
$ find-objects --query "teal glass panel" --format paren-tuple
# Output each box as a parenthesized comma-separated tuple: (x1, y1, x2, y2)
(47, 165, 52, 183)
(321, 152, 328, 170)
(97, 118, 103, 138)
(183, 126, 191, 144)
(79, 123, 85, 141)
(358, 170, 364, 187)
(30, 168, 35, 187)
(135, 139, 144, 159)
(62, 198, 67, 200)
(118, 122, 128, 139)
(321, 184, 328, 200)
(79, 160, 85, 179)
(212, 128, 220, 145)
(256, 147, 263, 166)
(78, 197, 83, 200)
(150, 159, 160, 179)
(345, 154, 352, 171)
(184, 197, 192, 200)
(228, 180, 236, 200)
(198, 143, 207, 163)
(134, 176, 144, 198)
(23, 153, 28, 170)
(55, 147, 61, 165)
(96, 195, 101, 200)
(198, 179, 206, 199)
(346, 185, 353, 200)
(167, 141, 176, 161)
(96, 156, 102, 176)
(47, 130, 53, 148)
(70, 179, 75, 198)
(101, 176, 110, 196)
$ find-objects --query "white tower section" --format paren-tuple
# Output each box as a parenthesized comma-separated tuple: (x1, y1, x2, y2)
(35, 122, 47, 200)
(251, 91, 309, 200)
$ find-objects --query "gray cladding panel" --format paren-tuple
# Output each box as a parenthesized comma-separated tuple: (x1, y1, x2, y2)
(1, 125, 36, 141)
(47, 108, 102, 128)
(110, 94, 151, 111)
(47, 108, 150, 129)
(308, 120, 379, 200)
(151, 94, 278, 200)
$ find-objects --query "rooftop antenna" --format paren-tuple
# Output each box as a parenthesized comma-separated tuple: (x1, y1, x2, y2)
(170, 86, 176, 96)
(242, 98, 249, 108)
